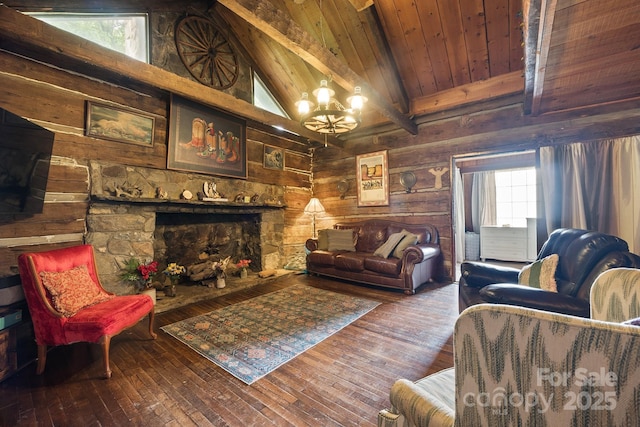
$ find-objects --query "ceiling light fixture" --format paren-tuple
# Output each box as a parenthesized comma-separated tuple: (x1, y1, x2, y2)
(295, 0, 367, 136)
(296, 80, 367, 135)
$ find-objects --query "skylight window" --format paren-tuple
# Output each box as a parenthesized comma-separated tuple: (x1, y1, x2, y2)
(29, 13, 149, 63)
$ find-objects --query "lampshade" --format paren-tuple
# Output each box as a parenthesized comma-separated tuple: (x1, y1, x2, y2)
(304, 197, 326, 215)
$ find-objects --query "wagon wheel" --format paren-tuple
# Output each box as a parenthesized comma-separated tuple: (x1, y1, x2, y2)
(175, 15, 239, 89)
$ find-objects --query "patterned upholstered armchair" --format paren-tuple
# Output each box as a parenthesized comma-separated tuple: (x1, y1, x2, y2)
(378, 268, 640, 427)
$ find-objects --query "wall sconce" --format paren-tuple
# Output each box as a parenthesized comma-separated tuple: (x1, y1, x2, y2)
(303, 197, 326, 238)
(400, 172, 417, 193)
(337, 179, 349, 199)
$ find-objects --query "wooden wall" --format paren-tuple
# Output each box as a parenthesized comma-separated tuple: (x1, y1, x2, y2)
(315, 95, 640, 280)
(0, 5, 313, 282)
(2, 2, 640, 288)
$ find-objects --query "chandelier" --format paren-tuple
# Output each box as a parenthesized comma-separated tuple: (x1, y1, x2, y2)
(296, 80, 367, 134)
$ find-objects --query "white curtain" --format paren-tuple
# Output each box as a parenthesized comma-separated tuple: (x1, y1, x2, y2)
(453, 167, 466, 263)
(471, 171, 496, 230)
(539, 136, 640, 253)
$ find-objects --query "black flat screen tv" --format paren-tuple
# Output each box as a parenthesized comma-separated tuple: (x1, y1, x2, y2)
(0, 108, 54, 215)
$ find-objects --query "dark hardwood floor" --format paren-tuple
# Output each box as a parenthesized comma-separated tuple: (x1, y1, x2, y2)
(0, 275, 458, 426)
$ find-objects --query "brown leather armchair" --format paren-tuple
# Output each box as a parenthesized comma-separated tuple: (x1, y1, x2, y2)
(458, 228, 640, 317)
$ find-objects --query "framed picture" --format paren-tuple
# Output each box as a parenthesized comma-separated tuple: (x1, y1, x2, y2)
(168, 95, 247, 179)
(263, 145, 284, 170)
(356, 150, 389, 206)
(85, 102, 155, 147)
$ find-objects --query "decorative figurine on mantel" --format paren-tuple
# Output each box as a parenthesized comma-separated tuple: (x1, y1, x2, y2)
(201, 180, 228, 202)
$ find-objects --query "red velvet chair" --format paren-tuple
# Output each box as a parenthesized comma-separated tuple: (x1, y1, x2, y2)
(17, 244, 157, 378)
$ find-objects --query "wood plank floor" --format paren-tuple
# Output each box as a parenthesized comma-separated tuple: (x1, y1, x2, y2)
(0, 275, 458, 426)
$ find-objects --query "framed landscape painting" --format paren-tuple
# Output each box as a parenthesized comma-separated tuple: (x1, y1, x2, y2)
(85, 102, 155, 147)
(356, 150, 389, 206)
(168, 95, 247, 179)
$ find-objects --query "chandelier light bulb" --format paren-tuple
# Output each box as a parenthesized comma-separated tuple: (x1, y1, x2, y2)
(316, 80, 331, 108)
(296, 92, 312, 115)
(348, 86, 367, 112)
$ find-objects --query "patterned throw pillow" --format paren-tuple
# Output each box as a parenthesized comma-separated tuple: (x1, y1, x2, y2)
(392, 230, 419, 258)
(374, 232, 406, 258)
(40, 265, 114, 317)
(518, 254, 559, 292)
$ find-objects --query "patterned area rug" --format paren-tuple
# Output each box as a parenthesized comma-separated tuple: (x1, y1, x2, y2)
(161, 284, 380, 384)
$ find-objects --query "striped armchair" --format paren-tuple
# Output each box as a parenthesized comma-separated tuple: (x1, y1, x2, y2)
(378, 268, 640, 427)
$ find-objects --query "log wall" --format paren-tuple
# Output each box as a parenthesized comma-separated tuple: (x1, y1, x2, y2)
(2, 2, 640, 289)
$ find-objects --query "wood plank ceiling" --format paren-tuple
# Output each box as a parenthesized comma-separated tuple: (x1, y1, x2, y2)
(214, 0, 525, 135)
(214, 0, 640, 137)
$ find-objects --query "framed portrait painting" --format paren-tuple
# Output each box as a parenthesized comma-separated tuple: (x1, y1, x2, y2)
(356, 150, 389, 206)
(168, 95, 247, 179)
(85, 102, 155, 147)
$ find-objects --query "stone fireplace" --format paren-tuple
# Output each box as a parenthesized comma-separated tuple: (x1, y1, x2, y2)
(154, 212, 261, 272)
(86, 161, 286, 294)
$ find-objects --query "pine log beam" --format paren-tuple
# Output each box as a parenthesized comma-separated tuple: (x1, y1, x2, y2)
(216, 0, 418, 135)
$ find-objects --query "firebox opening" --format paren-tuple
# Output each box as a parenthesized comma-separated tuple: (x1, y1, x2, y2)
(154, 213, 262, 274)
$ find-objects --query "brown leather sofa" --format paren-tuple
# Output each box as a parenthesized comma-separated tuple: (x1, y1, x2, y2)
(459, 228, 640, 317)
(305, 220, 442, 294)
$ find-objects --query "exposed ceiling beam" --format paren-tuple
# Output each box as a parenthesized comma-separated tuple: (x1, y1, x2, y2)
(523, 0, 558, 116)
(411, 71, 524, 115)
(347, 0, 374, 12)
(216, 0, 418, 135)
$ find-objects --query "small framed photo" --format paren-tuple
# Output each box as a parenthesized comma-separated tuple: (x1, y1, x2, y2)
(263, 145, 284, 170)
(356, 150, 389, 206)
(85, 102, 155, 147)
(168, 95, 247, 179)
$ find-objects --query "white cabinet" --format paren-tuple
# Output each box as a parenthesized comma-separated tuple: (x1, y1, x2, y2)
(480, 220, 537, 262)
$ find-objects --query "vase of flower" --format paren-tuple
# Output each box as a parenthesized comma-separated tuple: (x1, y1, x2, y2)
(162, 262, 185, 298)
(141, 287, 157, 305)
(121, 258, 159, 294)
(236, 259, 251, 279)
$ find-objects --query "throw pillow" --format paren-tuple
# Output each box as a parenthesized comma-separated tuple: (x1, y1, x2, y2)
(317, 229, 329, 250)
(623, 317, 640, 327)
(326, 229, 357, 251)
(374, 232, 406, 258)
(40, 265, 114, 317)
(517, 254, 559, 292)
(392, 230, 419, 258)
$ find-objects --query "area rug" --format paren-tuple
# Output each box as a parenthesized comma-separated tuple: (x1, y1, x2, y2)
(161, 284, 380, 384)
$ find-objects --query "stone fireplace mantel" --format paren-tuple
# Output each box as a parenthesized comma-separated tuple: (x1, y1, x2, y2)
(86, 161, 287, 295)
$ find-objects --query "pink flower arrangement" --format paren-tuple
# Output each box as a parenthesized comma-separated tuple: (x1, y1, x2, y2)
(236, 259, 251, 269)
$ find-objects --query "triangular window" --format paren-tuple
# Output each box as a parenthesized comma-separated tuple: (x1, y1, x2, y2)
(253, 73, 289, 119)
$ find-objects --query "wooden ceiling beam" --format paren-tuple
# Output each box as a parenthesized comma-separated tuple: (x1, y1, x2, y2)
(216, 0, 418, 135)
(523, 0, 558, 116)
(347, 0, 374, 12)
(411, 71, 524, 115)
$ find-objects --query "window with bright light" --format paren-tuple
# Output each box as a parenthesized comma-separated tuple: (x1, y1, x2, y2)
(495, 168, 536, 227)
(29, 13, 149, 63)
(253, 73, 288, 118)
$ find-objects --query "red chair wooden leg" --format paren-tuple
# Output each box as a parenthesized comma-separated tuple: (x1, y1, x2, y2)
(100, 335, 112, 379)
(148, 311, 157, 339)
(36, 344, 47, 374)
